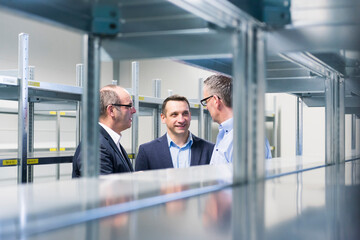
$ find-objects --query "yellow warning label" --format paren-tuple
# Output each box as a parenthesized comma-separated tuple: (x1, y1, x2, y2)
(3, 159, 18, 166)
(49, 148, 57, 152)
(60, 148, 65, 151)
(139, 96, 145, 101)
(49, 111, 57, 115)
(28, 81, 40, 87)
(60, 112, 66, 116)
(127, 154, 135, 159)
(194, 104, 200, 108)
(27, 159, 39, 165)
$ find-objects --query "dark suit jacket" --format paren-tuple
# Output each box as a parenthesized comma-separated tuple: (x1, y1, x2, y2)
(135, 133, 214, 171)
(72, 125, 134, 178)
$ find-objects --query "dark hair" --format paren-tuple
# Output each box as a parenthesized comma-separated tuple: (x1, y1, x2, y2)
(204, 75, 232, 108)
(100, 85, 121, 117)
(162, 95, 190, 115)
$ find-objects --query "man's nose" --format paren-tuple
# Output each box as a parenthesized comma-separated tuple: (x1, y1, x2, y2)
(131, 107, 136, 114)
(177, 114, 185, 121)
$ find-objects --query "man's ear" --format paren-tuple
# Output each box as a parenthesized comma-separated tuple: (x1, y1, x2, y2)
(107, 105, 115, 117)
(160, 113, 166, 123)
(214, 95, 222, 110)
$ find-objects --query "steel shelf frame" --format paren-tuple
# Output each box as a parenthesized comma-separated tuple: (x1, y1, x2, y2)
(0, 0, 358, 182)
(0, 34, 82, 183)
(0, 1, 359, 239)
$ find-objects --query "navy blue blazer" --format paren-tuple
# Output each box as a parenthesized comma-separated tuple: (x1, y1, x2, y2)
(135, 133, 214, 171)
(72, 125, 134, 178)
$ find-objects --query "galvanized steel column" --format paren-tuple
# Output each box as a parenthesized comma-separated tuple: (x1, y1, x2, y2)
(351, 114, 356, 151)
(232, 22, 266, 183)
(131, 62, 139, 161)
(17, 33, 29, 184)
(81, 34, 101, 178)
(296, 97, 303, 156)
(76, 64, 84, 146)
(325, 73, 334, 164)
(153, 79, 161, 139)
(198, 78, 205, 139)
(28, 102, 34, 183)
(338, 76, 345, 163)
(56, 111, 61, 180)
(325, 73, 345, 164)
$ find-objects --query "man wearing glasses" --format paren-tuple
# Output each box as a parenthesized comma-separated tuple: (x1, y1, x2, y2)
(135, 95, 214, 171)
(72, 84, 136, 178)
(202, 75, 272, 165)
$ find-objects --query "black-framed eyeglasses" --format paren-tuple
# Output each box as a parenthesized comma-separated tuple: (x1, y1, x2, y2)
(200, 95, 214, 106)
(111, 103, 133, 109)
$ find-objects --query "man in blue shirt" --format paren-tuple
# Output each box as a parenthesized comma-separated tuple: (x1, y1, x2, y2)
(135, 95, 214, 171)
(201, 75, 272, 164)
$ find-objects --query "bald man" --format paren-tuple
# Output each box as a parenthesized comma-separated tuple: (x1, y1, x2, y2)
(72, 85, 137, 178)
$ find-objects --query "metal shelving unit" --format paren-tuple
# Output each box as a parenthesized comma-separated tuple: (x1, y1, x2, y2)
(0, 0, 357, 179)
(0, 35, 82, 182)
(0, 0, 359, 239)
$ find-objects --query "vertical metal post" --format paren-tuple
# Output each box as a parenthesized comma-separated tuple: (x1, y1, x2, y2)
(56, 111, 61, 180)
(198, 78, 205, 139)
(204, 112, 212, 142)
(255, 28, 266, 176)
(338, 77, 345, 163)
(296, 97, 303, 156)
(233, 23, 266, 184)
(76, 64, 84, 146)
(352, 114, 356, 151)
(28, 102, 34, 183)
(17, 33, 29, 184)
(357, 115, 360, 154)
(153, 79, 161, 139)
(333, 74, 340, 163)
(272, 96, 278, 158)
(325, 73, 334, 165)
(325, 73, 344, 164)
(233, 23, 247, 184)
(131, 62, 139, 162)
(81, 34, 101, 178)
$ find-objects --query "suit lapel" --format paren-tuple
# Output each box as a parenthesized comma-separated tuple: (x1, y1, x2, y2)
(119, 144, 134, 171)
(99, 125, 132, 172)
(190, 135, 201, 166)
(158, 134, 174, 168)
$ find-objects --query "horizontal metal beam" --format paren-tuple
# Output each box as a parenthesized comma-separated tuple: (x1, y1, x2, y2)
(267, 77, 325, 93)
(267, 68, 311, 78)
(302, 95, 360, 108)
(102, 30, 233, 60)
(268, 24, 360, 55)
(169, 0, 261, 29)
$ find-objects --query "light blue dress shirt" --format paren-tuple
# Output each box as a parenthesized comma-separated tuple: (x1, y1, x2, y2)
(210, 118, 272, 165)
(265, 137, 272, 159)
(166, 132, 193, 168)
(210, 118, 233, 165)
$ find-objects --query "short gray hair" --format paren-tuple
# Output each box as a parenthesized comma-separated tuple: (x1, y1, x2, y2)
(100, 85, 121, 117)
(204, 75, 232, 108)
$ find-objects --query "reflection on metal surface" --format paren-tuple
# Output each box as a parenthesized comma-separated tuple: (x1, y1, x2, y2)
(1, 160, 360, 239)
(203, 190, 232, 231)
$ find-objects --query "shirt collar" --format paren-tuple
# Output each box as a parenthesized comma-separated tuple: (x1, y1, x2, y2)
(219, 118, 233, 132)
(166, 132, 193, 148)
(99, 122, 122, 145)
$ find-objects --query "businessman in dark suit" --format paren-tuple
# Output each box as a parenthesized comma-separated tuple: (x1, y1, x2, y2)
(72, 85, 136, 178)
(135, 95, 214, 171)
